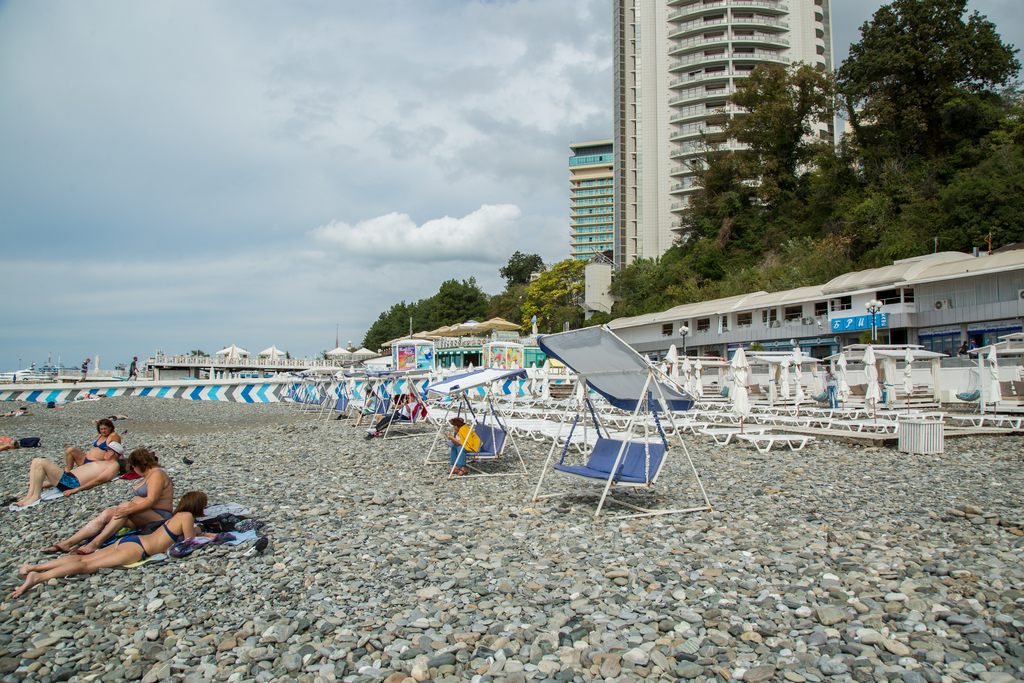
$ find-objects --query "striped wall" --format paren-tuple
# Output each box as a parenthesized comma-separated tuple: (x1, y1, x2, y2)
(1, 381, 287, 404)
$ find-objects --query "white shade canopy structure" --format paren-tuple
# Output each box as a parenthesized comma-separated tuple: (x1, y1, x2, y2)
(730, 348, 750, 420)
(453, 320, 487, 335)
(988, 346, 1002, 404)
(258, 345, 285, 361)
(215, 344, 249, 360)
(863, 345, 882, 406)
(352, 348, 377, 358)
(325, 347, 351, 357)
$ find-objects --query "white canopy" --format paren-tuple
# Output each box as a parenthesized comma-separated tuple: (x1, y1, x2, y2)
(215, 344, 249, 359)
(730, 348, 750, 419)
(352, 348, 377, 357)
(427, 368, 528, 396)
(325, 347, 351, 357)
(258, 345, 285, 360)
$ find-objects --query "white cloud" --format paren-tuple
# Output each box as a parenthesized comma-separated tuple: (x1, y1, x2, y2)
(310, 204, 521, 262)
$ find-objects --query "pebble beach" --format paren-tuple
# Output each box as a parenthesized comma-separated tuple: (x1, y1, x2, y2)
(1, 396, 1023, 683)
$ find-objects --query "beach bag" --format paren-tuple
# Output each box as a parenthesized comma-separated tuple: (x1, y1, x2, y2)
(19, 437, 41, 448)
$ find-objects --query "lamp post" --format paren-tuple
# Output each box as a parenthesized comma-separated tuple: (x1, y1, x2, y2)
(680, 324, 690, 357)
(865, 299, 882, 343)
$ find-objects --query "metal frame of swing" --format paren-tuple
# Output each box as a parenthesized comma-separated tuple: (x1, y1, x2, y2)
(424, 387, 527, 479)
(531, 370, 712, 520)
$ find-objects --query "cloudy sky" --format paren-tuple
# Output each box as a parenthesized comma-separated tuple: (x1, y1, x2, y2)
(1, 1, 1020, 371)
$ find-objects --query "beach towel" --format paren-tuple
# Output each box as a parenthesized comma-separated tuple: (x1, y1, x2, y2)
(168, 532, 239, 558)
(122, 553, 167, 569)
(197, 503, 252, 520)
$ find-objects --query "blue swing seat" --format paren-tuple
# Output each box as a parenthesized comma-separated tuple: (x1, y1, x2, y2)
(554, 437, 665, 484)
(469, 423, 507, 458)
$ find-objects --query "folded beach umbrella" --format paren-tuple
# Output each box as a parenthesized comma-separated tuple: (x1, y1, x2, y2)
(903, 347, 915, 396)
(792, 351, 805, 404)
(681, 357, 693, 396)
(863, 346, 881, 406)
(836, 352, 851, 400)
(666, 345, 679, 382)
(779, 358, 791, 402)
(768, 362, 778, 405)
(693, 360, 704, 399)
(989, 346, 1002, 403)
(730, 348, 750, 421)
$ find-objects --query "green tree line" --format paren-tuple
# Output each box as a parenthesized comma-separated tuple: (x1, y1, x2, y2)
(361, 252, 586, 350)
(599, 0, 1023, 322)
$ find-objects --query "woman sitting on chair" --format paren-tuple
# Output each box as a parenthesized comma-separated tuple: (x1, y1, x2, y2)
(364, 394, 417, 440)
(66, 418, 123, 470)
(42, 448, 173, 555)
(11, 492, 210, 599)
(445, 417, 480, 476)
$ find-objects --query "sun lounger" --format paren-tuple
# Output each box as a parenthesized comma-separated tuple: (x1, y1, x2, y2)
(735, 433, 815, 453)
(699, 426, 770, 446)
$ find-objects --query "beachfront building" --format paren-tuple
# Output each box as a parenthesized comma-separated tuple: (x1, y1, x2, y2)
(613, 0, 834, 267)
(569, 141, 615, 261)
(609, 249, 1024, 360)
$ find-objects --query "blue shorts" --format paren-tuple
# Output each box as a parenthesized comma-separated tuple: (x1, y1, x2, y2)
(56, 472, 81, 492)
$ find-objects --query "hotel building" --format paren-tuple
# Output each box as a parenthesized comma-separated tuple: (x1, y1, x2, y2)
(613, 0, 834, 267)
(569, 141, 615, 261)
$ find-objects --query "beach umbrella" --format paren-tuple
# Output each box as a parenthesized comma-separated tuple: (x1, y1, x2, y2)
(258, 345, 285, 361)
(681, 357, 694, 396)
(541, 360, 551, 401)
(884, 356, 898, 408)
(836, 352, 851, 402)
(479, 317, 522, 332)
(666, 345, 679, 383)
(905, 348, 921, 411)
(215, 344, 249, 360)
(768, 362, 778, 406)
(731, 348, 750, 428)
(792, 351, 805, 407)
(863, 345, 881, 418)
(693, 361, 704, 399)
(811, 362, 823, 398)
(779, 359, 791, 403)
(989, 346, 1002, 405)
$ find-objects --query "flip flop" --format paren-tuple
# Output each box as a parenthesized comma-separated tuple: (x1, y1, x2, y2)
(70, 548, 93, 556)
(41, 544, 68, 554)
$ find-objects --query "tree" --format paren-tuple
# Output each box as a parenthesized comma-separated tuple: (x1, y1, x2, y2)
(838, 0, 1020, 161)
(726, 63, 835, 207)
(500, 251, 545, 287)
(189, 349, 205, 357)
(487, 284, 528, 329)
(521, 259, 585, 333)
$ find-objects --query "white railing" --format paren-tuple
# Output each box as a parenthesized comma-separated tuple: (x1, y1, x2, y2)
(147, 356, 341, 368)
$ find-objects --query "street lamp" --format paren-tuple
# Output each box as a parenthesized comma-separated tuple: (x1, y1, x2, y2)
(680, 324, 690, 357)
(865, 299, 882, 343)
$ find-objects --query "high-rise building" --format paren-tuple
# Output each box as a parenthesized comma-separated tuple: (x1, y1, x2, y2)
(613, 0, 834, 267)
(569, 141, 615, 261)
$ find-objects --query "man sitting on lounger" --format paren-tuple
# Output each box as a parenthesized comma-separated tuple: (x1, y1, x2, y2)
(13, 452, 125, 508)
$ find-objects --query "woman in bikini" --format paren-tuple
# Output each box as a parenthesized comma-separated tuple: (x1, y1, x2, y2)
(65, 418, 123, 471)
(11, 491, 210, 599)
(43, 448, 173, 555)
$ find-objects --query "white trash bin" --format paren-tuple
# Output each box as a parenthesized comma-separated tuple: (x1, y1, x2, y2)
(898, 419, 944, 454)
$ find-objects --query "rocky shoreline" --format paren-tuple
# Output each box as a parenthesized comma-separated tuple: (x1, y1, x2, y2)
(1, 397, 1022, 683)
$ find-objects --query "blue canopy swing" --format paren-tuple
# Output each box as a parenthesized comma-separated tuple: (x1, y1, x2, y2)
(531, 326, 713, 519)
(424, 369, 528, 479)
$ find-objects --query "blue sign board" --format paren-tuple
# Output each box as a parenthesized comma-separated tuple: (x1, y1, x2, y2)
(831, 313, 887, 332)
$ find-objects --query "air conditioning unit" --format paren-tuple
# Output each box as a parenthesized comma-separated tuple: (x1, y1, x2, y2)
(770, 320, 781, 328)
(801, 317, 814, 325)
(935, 299, 952, 310)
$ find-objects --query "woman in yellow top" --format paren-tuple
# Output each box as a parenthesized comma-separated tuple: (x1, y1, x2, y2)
(445, 417, 480, 476)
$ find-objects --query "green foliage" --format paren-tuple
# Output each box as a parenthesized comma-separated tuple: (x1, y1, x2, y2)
(607, 3, 1022, 321)
(362, 278, 489, 351)
(521, 259, 585, 334)
(748, 342, 766, 352)
(499, 251, 545, 287)
(487, 283, 528, 329)
(189, 349, 205, 357)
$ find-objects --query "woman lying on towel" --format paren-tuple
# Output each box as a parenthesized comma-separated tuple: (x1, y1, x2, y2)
(66, 418, 123, 470)
(13, 453, 125, 508)
(11, 492, 210, 599)
(43, 448, 173, 555)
